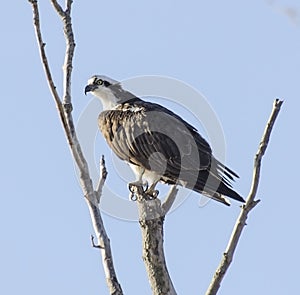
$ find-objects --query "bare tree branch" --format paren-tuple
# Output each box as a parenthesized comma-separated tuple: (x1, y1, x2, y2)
(132, 186, 178, 295)
(50, 0, 64, 17)
(28, 0, 71, 144)
(65, 0, 73, 14)
(161, 185, 178, 215)
(205, 99, 284, 295)
(95, 155, 108, 202)
(28, 1, 123, 294)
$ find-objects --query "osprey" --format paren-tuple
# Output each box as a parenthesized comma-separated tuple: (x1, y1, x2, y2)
(85, 75, 244, 206)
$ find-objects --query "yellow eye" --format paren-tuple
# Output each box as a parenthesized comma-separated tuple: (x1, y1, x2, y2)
(96, 79, 103, 85)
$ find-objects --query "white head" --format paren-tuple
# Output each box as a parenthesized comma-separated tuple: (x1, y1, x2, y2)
(85, 75, 121, 110)
(85, 75, 139, 110)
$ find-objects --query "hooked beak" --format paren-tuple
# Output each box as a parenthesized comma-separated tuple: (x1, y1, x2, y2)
(84, 84, 98, 95)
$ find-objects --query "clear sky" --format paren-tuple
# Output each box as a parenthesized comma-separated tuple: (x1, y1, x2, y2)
(1, 0, 299, 294)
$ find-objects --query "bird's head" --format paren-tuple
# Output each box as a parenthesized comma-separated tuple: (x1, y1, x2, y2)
(84, 75, 121, 110)
(85, 75, 138, 110)
(85, 75, 119, 96)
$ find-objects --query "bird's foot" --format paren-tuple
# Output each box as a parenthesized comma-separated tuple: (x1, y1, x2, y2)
(128, 181, 159, 201)
(128, 180, 148, 201)
(145, 188, 159, 199)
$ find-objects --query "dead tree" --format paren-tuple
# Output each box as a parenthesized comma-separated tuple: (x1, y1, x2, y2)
(28, 1, 283, 294)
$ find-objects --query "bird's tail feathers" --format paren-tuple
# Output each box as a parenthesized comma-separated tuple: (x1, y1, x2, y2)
(192, 170, 245, 206)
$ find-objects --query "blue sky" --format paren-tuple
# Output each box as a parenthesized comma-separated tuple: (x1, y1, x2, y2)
(1, 0, 300, 294)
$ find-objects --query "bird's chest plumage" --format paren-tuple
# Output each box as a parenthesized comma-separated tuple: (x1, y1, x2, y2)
(98, 104, 148, 163)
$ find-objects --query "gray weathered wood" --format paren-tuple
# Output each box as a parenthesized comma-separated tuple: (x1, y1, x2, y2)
(205, 99, 283, 295)
(28, 1, 123, 294)
(133, 186, 177, 295)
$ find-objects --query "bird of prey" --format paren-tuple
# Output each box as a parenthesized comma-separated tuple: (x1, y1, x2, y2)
(85, 75, 244, 206)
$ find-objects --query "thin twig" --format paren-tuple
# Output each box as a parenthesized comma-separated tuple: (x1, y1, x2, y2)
(86, 198, 123, 294)
(28, 0, 72, 145)
(66, 0, 72, 13)
(95, 155, 108, 202)
(62, 12, 75, 107)
(91, 234, 104, 249)
(205, 99, 283, 295)
(50, 0, 64, 17)
(28, 1, 123, 294)
(50, 0, 75, 107)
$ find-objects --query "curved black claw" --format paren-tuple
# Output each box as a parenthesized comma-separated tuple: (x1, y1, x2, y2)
(128, 184, 137, 201)
(152, 190, 159, 199)
(128, 181, 146, 192)
(144, 189, 159, 200)
(128, 183, 135, 193)
(130, 193, 137, 201)
(128, 181, 158, 201)
(128, 181, 145, 201)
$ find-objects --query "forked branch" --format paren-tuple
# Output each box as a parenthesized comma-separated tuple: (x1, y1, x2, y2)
(205, 99, 283, 295)
(28, 1, 123, 294)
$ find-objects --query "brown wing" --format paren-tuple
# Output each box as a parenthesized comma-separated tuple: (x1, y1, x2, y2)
(98, 100, 212, 184)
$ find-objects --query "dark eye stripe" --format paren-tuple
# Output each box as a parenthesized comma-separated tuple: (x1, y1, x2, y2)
(103, 80, 111, 87)
(92, 77, 112, 87)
